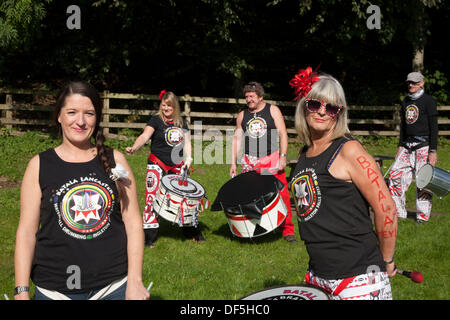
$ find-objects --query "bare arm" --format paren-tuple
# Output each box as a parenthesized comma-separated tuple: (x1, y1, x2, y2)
(332, 141, 397, 277)
(126, 126, 155, 154)
(183, 130, 193, 169)
(230, 111, 244, 177)
(113, 150, 149, 300)
(14, 155, 41, 300)
(270, 105, 288, 171)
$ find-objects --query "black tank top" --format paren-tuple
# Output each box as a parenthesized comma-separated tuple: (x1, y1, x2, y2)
(32, 149, 128, 293)
(147, 116, 188, 166)
(241, 103, 279, 157)
(289, 137, 384, 279)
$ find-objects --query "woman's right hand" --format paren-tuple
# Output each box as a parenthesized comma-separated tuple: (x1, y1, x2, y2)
(125, 147, 134, 155)
(14, 292, 30, 300)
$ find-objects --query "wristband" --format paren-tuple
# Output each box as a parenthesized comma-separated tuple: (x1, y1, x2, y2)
(14, 286, 29, 295)
(186, 156, 193, 161)
(384, 258, 394, 265)
(280, 153, 287, 157)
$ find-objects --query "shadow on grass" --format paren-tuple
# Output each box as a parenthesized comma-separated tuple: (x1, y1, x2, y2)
(212, 223, 283, 244)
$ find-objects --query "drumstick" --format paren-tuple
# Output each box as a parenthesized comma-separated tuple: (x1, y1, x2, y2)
(4, 293, 9, 300)
(397, 268, 423, 283)
(147, 281, 153, 292)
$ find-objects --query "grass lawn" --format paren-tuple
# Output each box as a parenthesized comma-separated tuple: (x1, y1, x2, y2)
(0, 132, 448, 300)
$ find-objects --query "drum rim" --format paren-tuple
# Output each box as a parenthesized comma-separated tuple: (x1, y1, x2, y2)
(416, 163, 434, 189)
(239, 283, 330, 300)
(220, 190, 279, 216)
(225, 192, 287, 238)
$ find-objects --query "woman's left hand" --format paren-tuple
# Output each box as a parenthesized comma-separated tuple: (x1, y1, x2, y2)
(125, 279, 150, 300)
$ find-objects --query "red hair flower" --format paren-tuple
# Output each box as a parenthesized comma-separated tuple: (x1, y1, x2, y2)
(289, 65, 321, 101)
(159, 89, 167, 100)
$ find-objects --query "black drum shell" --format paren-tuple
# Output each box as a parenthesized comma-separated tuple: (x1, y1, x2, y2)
(211, 171, 284, 219)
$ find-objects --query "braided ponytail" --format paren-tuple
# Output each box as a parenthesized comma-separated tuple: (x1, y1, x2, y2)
(95, 128, 115, 175)
(96, 128, 127, 202)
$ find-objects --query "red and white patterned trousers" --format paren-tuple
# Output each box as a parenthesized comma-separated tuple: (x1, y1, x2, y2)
(388, 144, 432, 221)
(304, 269, 392, 300)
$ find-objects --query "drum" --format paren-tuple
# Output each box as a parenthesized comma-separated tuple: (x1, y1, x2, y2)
(416, 164, 450, 199)
(240, 284, 330, 300)
(211, 171, 287, 238)
(153, 174, 208, 226)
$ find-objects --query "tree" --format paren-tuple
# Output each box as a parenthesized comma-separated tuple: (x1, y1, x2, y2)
(0, 0, 52, 49)
(269, 0, 444, 72)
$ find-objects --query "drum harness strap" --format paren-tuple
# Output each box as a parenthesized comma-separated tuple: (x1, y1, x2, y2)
(148, 153, 184, 173)
(400, 136, 429, 152)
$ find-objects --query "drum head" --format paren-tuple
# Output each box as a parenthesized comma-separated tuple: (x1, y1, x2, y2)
(211, 171, 284, 215)
(240, 284, 330, 300)
(416, 164, 433, 189)
(160, 174, 205, 198)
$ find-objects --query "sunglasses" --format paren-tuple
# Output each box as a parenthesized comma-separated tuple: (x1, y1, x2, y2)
(305, 98, 343, 117)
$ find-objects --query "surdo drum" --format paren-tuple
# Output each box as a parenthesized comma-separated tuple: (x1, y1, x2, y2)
(240, 284, 330, 300)
(153, 173, 208, 227)
(416, 164, 450, 199)
(211, 171, 287, 238)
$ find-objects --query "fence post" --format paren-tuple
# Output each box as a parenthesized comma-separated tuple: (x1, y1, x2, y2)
(184, 94, 191, 126)
(103, 90, 110, 137)
(5, 94, 12, 130)
(393, 105, 400, 134)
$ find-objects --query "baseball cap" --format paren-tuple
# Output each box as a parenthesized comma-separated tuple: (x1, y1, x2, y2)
(406, 72, 424, 82)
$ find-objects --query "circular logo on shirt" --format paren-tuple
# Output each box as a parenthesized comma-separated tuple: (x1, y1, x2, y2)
(54, 180, 114, 240)
(289, 169, 321, 222)
(165, 127, 184, 147)
(246, 117, 267, 138)
(405, 104, 419, 124)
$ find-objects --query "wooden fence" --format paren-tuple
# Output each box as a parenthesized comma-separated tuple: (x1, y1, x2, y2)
(1, 89, 449, 140)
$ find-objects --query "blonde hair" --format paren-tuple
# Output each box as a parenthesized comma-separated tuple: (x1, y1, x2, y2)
(294, 74, 350, 146)
(157, 91, 184, 128)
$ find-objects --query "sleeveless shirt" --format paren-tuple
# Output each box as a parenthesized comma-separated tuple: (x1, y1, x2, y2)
(241, 103, 279, 157)
(147, 116, 188, 166)
(32, 149, 128, 293)
(289, 137, 384, 279)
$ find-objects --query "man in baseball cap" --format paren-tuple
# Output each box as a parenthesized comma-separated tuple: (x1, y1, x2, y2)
(388, 71, 439, 224)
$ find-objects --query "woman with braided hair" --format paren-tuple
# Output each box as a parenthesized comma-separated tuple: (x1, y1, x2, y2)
(14, 81, 149, 300)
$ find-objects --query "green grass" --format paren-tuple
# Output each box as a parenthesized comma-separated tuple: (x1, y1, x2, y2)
(0, 132, 449, 300)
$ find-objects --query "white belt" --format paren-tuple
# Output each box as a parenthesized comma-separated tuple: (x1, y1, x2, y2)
(36, 276, 127, 300)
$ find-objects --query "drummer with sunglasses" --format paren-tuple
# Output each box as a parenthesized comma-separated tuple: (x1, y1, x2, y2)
(288, 69, 397, 300)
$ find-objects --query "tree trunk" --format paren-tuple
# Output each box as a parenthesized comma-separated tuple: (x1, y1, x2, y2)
(412, 45, 424, 72)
